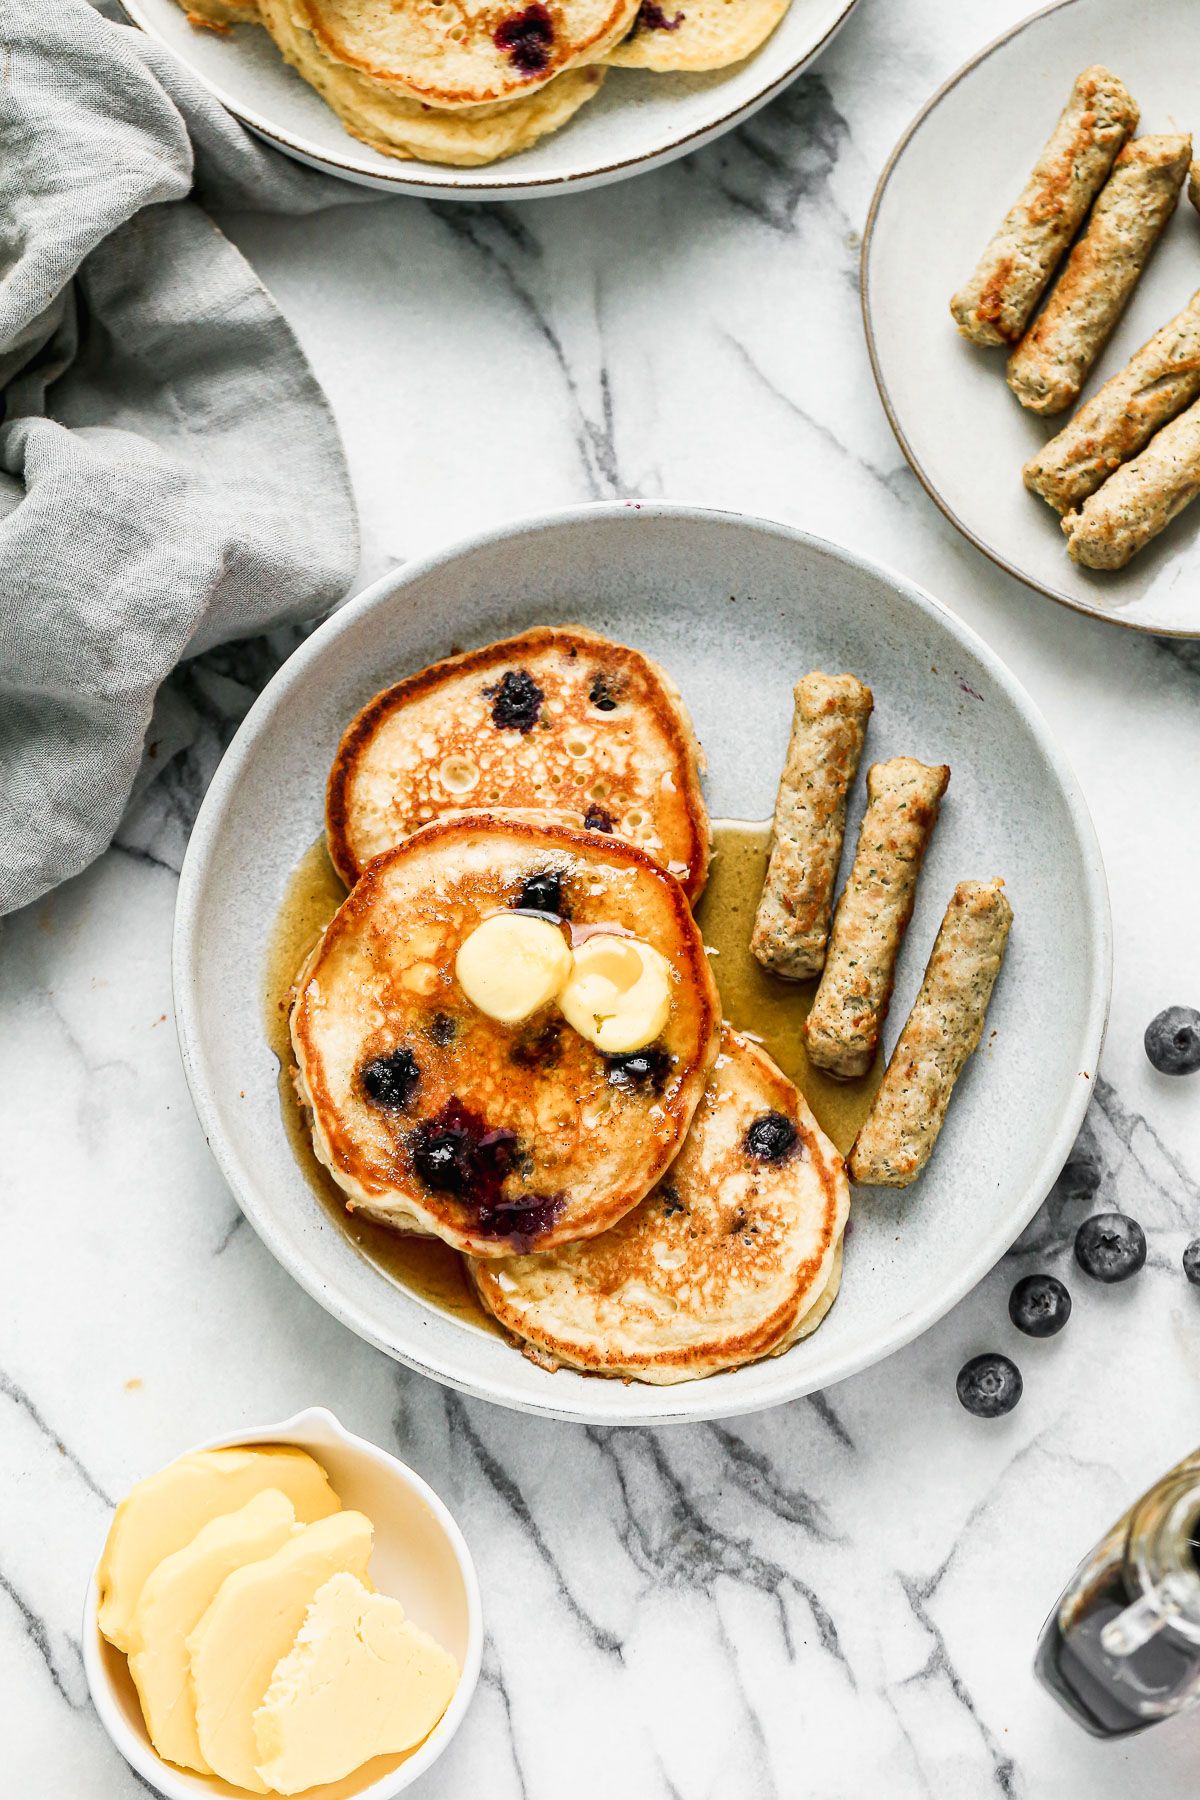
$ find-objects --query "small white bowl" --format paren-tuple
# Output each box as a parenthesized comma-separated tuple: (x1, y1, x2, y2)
(83, 1407, 482, 1800)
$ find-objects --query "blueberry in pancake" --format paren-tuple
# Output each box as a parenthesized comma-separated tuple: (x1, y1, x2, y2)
(291, 815, 721, 1258)
(325, 627, 710, 901)
(469, 1027, 849, 1381)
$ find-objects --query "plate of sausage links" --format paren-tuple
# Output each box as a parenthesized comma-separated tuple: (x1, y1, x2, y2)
(175, 505, 1110, 1424)
(863, 0, 1200, 637)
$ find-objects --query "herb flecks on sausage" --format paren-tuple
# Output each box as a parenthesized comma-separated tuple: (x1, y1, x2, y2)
(950, 66, 1138, 347)
(804, 757, 950, 1081)
(1024, 286, 1200, 512)
(848, 880, 1013, 1188)
(751, 672, 874, 980)
(1007, 133, 1191, 417)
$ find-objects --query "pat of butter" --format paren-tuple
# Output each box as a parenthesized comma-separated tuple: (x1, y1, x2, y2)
(455, 912, 572, 1024)
(559, 934, 672, 1053)
(189, 1511, 374, 1794)
(96, 1447, 340, 1654)
(253, 1573, 459, 1795)
(127, 1489, 297, 1775)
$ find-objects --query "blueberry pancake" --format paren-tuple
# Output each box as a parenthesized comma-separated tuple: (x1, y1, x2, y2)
(605, 0, 790, 72)
(326, 627, 710, 900)
(257, 0, 607, 165)
(287, 0, 639, 109)
(291, 814, 721, 1258)
(469, 1028, 849, 1382)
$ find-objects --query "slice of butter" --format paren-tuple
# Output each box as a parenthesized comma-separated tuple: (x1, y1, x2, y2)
(253, 1572, 459, 1795)
(127, 1488, 297, 1774)
(455, 912, 572, 1024)
(559, 933, 673, 1053)
(189, 1511, 374, 1794)
(96, 1446, 340, 1653)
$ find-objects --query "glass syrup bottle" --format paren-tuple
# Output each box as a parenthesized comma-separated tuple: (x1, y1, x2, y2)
(1036, 1449, 1200, 1736)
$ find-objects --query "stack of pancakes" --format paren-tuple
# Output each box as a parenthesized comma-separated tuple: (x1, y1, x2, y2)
(180, 0, 795, 166)
(291, 628, 850, 1384)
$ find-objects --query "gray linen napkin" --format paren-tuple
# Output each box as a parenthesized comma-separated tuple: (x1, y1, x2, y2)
(0, 0, 365, 914)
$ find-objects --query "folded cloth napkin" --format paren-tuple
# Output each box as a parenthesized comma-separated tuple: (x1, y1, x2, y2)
(0, 0, 365, 915)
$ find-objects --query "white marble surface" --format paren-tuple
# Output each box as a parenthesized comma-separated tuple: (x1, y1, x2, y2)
(5, 0, 1200, 1793)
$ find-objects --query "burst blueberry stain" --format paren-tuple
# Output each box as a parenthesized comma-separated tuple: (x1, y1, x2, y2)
(493, 4, 555, 73)
(510, 1020, 562, 1070)
(427, 1013, 456, 1046)
(409, 1099, 560, 1246)
(584, 803, 615, 833)
(635, 1, 684, 27)
(486, 668, 544, 731)
(744, 1111, 798, 1162)
(359, 1047, 420, 1110)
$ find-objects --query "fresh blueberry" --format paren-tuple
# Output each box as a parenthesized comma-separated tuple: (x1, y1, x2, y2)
(1183, 1239, 1200, 1286)
(517, 870, 564, 916)
(1074, 1212, 1147, 1284)
(744, 1112, 798, 1163)
(1008, 1273, 1072, 1337)
(1144, 1006, 1200, 1076)
(359, 1047, 419, 1110)
(956, 1352, 1022, 1418)
(487, 668, 543, 733)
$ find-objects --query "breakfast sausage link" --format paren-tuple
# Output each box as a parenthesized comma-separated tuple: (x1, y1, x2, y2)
(1007, 134, 1192, 416)
(1190, 159, 1200, 215)
(803, 757, 950, 1080)
(750, 672, 874, 980)
(950, 66, 1138, 347)
(1023, 288, 1200, 512)
(848, 880, 1013, 1188)
(1061, 393, 1200, 568)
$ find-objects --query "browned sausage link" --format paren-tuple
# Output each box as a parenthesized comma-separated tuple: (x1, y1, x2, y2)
(1007, 134, 1191, 416)
(803, 757, 950, 1080)
(1023, 288, 1200, 513)
(1062, 393, 1200, 568)
(751, 672, 874, 980)
(848, 880, 1013, 1188)
(1190, 159, 1200, 215)
(950, 66, 1138, 347)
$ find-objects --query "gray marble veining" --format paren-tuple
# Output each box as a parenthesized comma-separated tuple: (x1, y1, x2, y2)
(4, 0, 1200, 1794)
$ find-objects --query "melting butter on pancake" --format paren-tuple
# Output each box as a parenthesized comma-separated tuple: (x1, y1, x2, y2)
(287, 0, 640, 108)
(257, 0, 606, 164)
(605, 0, 789, 71)
(469, 1028, 849, 1382)
(291, 814, 721, 1258)
(326, 627, 710, 900)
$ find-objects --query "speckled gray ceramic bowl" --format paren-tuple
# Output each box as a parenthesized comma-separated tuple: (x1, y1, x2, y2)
(174, 503, 1111, 1425)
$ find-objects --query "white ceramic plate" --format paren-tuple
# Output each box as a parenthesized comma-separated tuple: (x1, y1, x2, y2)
(120, 0, 857, 199)
(173, 502, 1111, 1426)
(862, 0, 1200, 637)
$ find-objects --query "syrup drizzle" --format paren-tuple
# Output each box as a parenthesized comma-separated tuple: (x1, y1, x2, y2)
(263, 822, 883, 1334)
